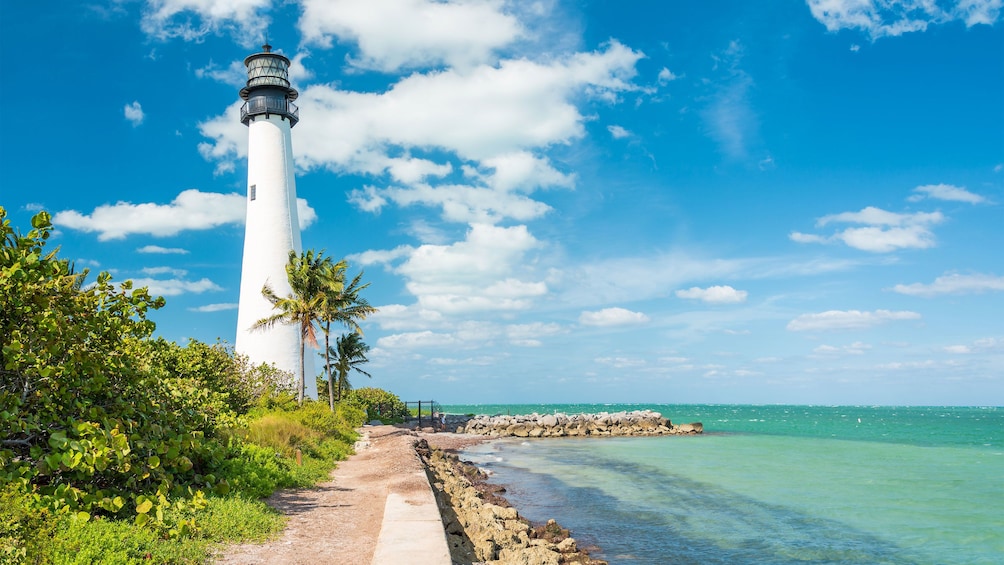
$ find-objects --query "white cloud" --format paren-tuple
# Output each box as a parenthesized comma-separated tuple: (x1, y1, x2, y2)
(595, 356, 647, 368)
(608, 125, 631, 139)
(189, 302, 238, 312)
(364, 224, 547, 317)
(791, 206, 944, 253)
(579, 307, 650, 327)
(52, 189, 315, 240)
(675, 285, 748, 304)
(657, 67, 678, 84)
(195, 59, 246, 87)
(892, 273, 1004, 297)
(945, 337, 1003, 354)
(139, 0, 270, 44)
(787, 309, 921, 331)
(812, 341, 871, 355)
(137, 245, 189, 254)
(703, 41, 757, 160)
(124, 101, 144, 126)
(141, 266, 188, 277)
(199, 41, 644, 223)
(298, 0, 523, 71)
(805, 0, 1002, 39)
(128, 276, 222, 297)
(506, 322, 565, 347)
(907, 183, 986, 204)
(377, 330, 458, 349)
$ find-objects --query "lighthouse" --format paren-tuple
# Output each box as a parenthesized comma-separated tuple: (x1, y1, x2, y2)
(234, 43, 316, 399)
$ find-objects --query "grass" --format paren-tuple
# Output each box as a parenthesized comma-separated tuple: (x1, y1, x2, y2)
(2, 401, 366, 565)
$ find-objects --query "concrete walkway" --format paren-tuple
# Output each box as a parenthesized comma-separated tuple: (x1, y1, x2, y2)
(371, 480, 452, 565)
(215, 425, 452, 565)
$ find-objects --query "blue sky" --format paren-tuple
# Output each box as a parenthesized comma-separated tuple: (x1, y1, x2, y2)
(2, 0, 1002, 405)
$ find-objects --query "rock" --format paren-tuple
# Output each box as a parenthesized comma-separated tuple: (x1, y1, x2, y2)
(556, 537, 577, 553)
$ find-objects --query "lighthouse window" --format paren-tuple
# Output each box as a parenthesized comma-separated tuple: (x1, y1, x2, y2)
(250, 185, 256, 201)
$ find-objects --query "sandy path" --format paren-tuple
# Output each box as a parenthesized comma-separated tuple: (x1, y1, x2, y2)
(213, 425, 485, 565)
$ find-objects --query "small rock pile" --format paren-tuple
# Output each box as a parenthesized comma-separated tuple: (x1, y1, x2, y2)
(462, 410, 702, 437)
(419, 443, 606, 565)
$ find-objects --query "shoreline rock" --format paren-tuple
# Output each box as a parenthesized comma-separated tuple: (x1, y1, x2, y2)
(417, 439, 607, 565)
(462, 410, 702, 438)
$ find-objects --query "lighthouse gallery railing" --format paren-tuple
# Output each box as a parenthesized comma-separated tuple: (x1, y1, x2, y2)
(240, 96, 299, 126)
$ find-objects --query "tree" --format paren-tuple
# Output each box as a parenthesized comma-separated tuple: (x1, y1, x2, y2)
(319, 267, 376, 410)
(322, 332, 372, 403)
(253, 250, 333, 404)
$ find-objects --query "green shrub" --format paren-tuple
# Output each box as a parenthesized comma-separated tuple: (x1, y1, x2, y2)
(346, 387, 410, 421)
(1, 482, 60, 564)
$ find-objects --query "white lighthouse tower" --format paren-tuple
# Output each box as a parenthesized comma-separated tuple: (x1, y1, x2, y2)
(234, 43, 316, 399)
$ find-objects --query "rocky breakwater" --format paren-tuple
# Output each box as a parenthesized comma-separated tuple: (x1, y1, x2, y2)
(417, 440, 606, 565)
(462, 410, 703, 438)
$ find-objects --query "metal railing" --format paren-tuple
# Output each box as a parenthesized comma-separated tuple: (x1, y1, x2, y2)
(240, 96, 299, 126)
(404, 400, 443, 428)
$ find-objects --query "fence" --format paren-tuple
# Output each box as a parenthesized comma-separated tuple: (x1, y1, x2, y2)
(404, 400, 442, 428)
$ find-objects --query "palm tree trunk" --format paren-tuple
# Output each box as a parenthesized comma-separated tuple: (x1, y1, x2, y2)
(325, 321, 335, 411)
(336, 369, 343, 402)
(298, 335, 305, 405)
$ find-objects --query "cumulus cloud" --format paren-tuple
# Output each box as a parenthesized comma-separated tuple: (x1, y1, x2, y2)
(188, 302, 238, 312)
(137, 245, 189, 254)
(675, 285, 748, 304)
(787, 309, 921, 331)
(52, 189, 316, 240)
(506, 322, 565, 347)
(128, 276, 222, 297)
(657, 67, 679, 84)
(892, 273, 1004, 297)
(139, 0, 270, 44)
(377, 330, 458, 349)
(124, 101, 144, 126)
(362, 224, 547, 320)
(790, 206, 944, 252)
(805, 0, 1002, 39)
(199, 41, 643, 223)
(579, 307, 650, 327)
(907, 183, 986, 204)
(298, 0, 523, 71)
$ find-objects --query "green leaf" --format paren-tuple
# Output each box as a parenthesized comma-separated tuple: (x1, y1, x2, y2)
(48, 431, 68, 449)
(147, 455, 160, 469)
(136, 499, 153, 514)
(135, 513, 150, 527)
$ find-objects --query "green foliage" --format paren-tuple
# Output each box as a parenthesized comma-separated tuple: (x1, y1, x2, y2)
(347, 387, 410, 421)
(0, 209, 365, 563)
(193, 496, 285, 543)
(1, 482, 61, 564)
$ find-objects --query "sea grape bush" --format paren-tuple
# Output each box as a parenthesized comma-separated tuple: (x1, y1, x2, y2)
(0, 207, 226, 523)
(0, 208, 373, 562)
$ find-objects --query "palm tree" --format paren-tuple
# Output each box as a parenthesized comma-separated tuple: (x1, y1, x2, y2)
(253, 250, 334, 404)
(321, 332, 371, 403)
(319, 267, 376, 410)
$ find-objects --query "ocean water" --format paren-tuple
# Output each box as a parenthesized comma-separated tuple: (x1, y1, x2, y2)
(442, 404, 1003, 565)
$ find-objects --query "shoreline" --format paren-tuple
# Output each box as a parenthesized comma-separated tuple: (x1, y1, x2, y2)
(409, 409, 701, 563)
(417, 432, 608, 565)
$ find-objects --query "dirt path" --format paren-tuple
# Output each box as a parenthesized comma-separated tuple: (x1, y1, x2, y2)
(213, 425, 484, 565)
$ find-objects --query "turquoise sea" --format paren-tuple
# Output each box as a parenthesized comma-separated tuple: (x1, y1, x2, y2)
(441, 404, 1003, 565)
